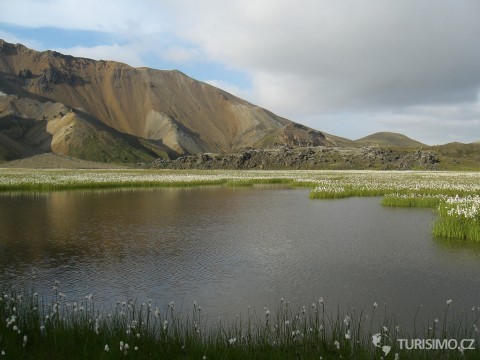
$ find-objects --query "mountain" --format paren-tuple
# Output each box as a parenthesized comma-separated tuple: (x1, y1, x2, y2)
(429, 142, 480, 158)
(0, 93, 170, 163)
(0, 40, 332, 163)
(355, 132, 425, 148)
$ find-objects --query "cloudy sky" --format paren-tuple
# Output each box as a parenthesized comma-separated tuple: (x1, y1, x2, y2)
(1, 0, 479, 144)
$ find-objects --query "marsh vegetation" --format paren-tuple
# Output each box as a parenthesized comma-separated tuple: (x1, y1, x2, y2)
(1, 286, 479, 359)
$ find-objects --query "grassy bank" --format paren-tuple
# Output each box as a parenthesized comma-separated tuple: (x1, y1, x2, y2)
(432, 196, 480, 242)
(1, 169, 480, 195)
(0, 169, 317, 192)
(1, 287, 479, 359)
(380, 194, 448, 208)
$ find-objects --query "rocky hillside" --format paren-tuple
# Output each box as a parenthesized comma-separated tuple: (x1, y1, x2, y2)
(148, 146, 442, 171)
(0, 40, 332, 163)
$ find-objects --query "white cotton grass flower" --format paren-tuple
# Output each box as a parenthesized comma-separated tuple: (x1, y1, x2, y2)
(444, 195, 480, 219)
(104, 344, 109, 352)
(23, 335, 27, 347)
(229, 337, 236, 345)
(447, 299, 452, 305)
(334, 340, 340, 349)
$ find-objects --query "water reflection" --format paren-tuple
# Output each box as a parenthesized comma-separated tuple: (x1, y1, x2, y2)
(1, 188, 480, 328)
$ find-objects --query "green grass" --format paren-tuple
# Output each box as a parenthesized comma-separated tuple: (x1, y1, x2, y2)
(0, 170, 316, 193)
(432, 198, 480, 242)
(381, 194, 446, 208)
(1, 287, 480, 359)
(433, 217, 480, 242)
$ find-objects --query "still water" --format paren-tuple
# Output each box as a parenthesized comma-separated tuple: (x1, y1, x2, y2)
(1, 187, 480, 324)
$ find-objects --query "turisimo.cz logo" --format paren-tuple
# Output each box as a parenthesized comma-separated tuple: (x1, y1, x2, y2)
(373, 335, 475, 358)
(372, 333, 392, 357)
(397, 338, 475, 351)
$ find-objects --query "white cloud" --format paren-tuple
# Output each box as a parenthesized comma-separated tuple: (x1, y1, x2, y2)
(2, 0, 480, 143)
(161, 46, 202, 63)
(0, 0, 170, 35)
(170, 0, 480, 107)
(299, 99, 480, 145)
(164, 0, 480, 143)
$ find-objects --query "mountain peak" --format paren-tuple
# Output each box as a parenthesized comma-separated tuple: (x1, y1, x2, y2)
(0, 40, 331, 163)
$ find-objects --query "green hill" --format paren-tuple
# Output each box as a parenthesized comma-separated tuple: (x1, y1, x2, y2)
(355, 132, 425, 147)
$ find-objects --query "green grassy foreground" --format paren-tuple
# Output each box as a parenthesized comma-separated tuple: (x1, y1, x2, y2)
(1, 287, 480, 359)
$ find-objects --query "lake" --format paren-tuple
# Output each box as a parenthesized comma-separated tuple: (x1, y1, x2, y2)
(1, 187, 480, 327)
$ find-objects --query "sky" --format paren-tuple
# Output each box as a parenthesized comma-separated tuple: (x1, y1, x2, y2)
(0, 0, 479, 145)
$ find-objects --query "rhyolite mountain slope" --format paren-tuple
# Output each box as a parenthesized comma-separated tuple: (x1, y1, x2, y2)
(0, 40, 333, 163)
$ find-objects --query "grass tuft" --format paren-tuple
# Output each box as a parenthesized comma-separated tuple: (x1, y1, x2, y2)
(1, 287, 480, 359)
(381, 194, 446, 208)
